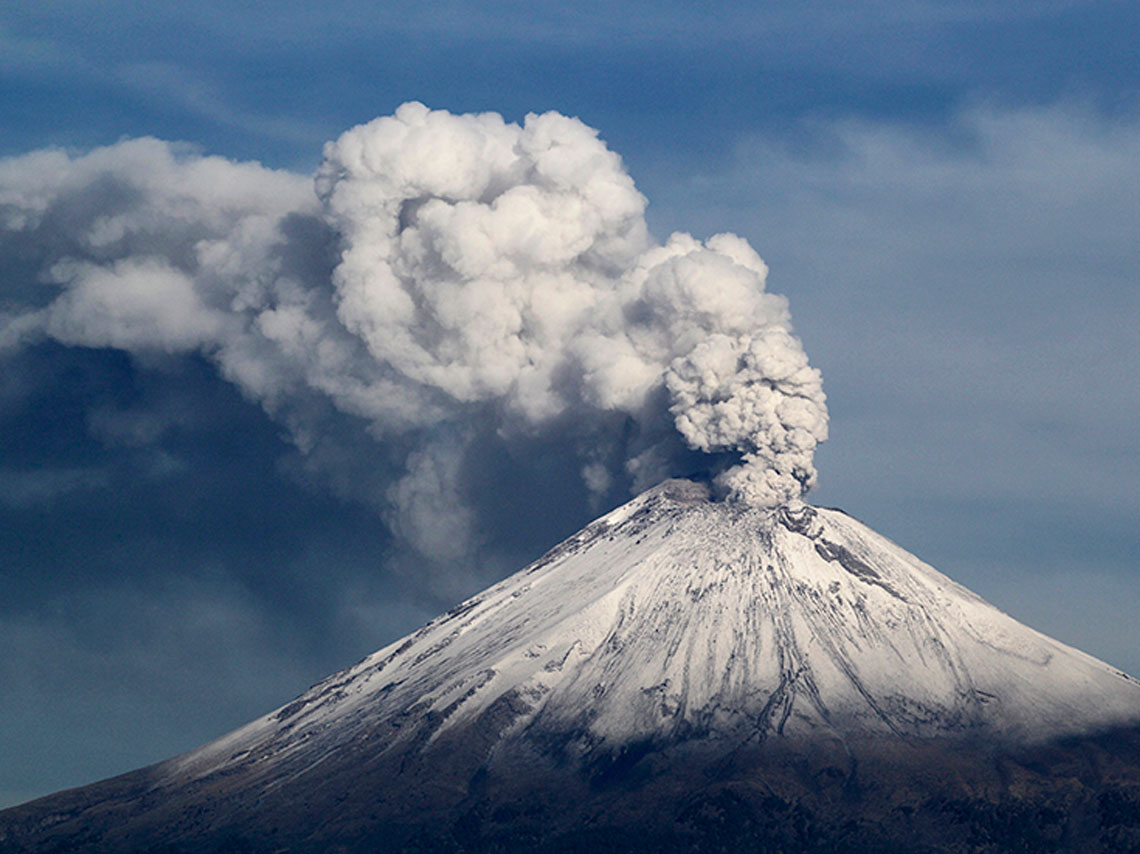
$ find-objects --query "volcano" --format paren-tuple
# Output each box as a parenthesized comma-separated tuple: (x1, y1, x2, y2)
(3, 479, 1140, 852)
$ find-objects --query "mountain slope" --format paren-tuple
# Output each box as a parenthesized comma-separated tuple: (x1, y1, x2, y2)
(3, 479, 1140, 853)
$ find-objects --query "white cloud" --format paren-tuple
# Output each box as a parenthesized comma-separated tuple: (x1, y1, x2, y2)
(0, 103, 830, 571)
(44, 258, 228, 352)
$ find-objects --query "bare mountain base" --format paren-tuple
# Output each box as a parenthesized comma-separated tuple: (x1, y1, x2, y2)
(4, 726, 1140, 853)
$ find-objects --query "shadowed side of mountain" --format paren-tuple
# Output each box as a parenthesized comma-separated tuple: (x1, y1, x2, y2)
(4, 725, 1140, 852)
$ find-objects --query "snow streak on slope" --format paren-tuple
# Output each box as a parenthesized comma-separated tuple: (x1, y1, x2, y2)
(176, 480, 1140, 782)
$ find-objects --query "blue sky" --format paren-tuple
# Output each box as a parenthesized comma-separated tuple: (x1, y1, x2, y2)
(1, 0, 1138, 808)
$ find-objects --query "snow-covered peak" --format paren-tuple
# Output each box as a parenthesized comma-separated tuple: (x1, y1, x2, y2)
(177, 480, 1140, 779)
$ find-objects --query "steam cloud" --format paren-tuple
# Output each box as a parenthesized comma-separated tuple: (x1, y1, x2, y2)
(0, 103, 827, 563)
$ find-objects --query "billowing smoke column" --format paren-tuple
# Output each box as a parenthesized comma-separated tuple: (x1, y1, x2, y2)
(317, 104, 827, 503)
(0, 103, 826, 562)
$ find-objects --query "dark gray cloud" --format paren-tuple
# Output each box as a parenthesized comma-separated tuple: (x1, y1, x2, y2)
(0, 343, 437, 807)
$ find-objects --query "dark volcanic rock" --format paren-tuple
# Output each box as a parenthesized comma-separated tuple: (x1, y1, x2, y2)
(5, 727, 1140, 852)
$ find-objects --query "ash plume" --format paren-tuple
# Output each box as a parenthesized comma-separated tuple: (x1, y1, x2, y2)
(0, 103, 827, 565)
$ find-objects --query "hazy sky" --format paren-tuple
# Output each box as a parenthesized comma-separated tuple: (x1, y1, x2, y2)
(1, 1, 1138, 809)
